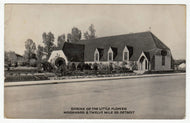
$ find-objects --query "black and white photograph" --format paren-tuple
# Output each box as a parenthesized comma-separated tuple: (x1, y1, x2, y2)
(4, 4, 186, 119)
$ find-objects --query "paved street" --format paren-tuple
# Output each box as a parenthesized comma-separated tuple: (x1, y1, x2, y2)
(4, 74, 185, 119)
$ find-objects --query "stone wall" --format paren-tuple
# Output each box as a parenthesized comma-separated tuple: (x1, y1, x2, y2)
(154, 55, 172, 71)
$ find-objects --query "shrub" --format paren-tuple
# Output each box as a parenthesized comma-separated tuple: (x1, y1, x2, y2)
(30, 59, 37, 67)
(131, 62, 138, 70)
(122, 67, 130, 72)
(97, 63, 109, 74)
(92, 63, 98, 71)
(83, 63, 91, 70)
(98, 63, 103, 70)
(121, 61, 127, 67)
(11, 62, 17, 67)
(68, 63, 76, 71)
(15, 62, 18, 67)
(71, 63, 76, 71)
(18, 62, 26, 66)
(84, 70, 95, 75)
(89, 63, 92, 69)
(41, 61, 54, 72)
(55, 64, 67, 76)
(114, 65, 122, 73)
(109, 63, 113, 72)
(77, 62, 84, 71)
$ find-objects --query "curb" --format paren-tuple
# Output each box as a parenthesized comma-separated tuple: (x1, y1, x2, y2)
(4, 73, 185, 87)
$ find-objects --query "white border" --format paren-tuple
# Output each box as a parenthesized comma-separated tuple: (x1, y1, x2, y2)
(0, 0, 189, 4)
(0, 0, 189, 123)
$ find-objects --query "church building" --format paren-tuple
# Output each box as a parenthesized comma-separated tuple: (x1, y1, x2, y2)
(48, 31, 173, 72)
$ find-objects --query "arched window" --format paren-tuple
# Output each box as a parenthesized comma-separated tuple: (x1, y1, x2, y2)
(94, 49, 99, 62)
(123, 52, 128, 61)
(123, 46, 129, 61)
(162, 56, 165, 66)
(108, 52, 113, 61)
(161, 50, 167, 66)
(145, 60, 147, 69)
(95, 53, 99, 61)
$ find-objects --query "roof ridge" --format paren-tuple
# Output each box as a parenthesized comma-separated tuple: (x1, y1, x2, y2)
(148, 32, 159, 49)
(149, 32, 170, 50)
(64, 42, 85, 46)
(80, 31, 152, 41)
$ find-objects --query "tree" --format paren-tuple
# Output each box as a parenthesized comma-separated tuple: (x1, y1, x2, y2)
(84, 24, 96, 40)
(67, 33, 72, 42)
(66, 27, 82, 43)
(24, 39, 36, 63)
(5, 51, 11, 64)
(70, 27, 82, 43)
(57, 34, 65, 49)
(5, 51, 17, 66)
(36, 45, 44, 63)
(42, 32, 56, 59)
(83, 32, 89, 40)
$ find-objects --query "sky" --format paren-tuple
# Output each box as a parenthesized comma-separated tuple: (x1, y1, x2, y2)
(4, 4, 186, 59)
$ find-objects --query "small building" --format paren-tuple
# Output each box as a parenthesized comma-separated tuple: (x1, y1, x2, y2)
(5, 52, 26, 66)
(49, 31, 173, 72)
(178, 63, 186, 71)
(15, 54, 25, 66)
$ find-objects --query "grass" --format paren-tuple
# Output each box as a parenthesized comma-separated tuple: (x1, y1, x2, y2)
(4, 75, 49, 82)
(4, 66, 40, 77)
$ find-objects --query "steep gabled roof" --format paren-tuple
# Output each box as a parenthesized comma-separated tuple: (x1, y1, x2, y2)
(62, 42, 84, 62)
(149, 32, 170, 50)
(15, 53, 23, 58)
(76, 31, 170, 61)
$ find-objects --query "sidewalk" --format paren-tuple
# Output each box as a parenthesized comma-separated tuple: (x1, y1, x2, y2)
(4, 73, 185, 87)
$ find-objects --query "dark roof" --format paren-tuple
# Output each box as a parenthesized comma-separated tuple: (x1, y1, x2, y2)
(150, 33, 170, 50)
(97, 48, 104, 60)
(144, 52, 150, 61)
(75, 31, 170, 61)
(62, 42, 84, 62)
(15, 53, 23, 58)
(110, 47, 118, 59)
(126, 45, 133, 59)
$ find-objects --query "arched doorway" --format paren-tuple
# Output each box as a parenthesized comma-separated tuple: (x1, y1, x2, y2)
(139, 56, 148, 71)
(55, 57, 66, 67)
